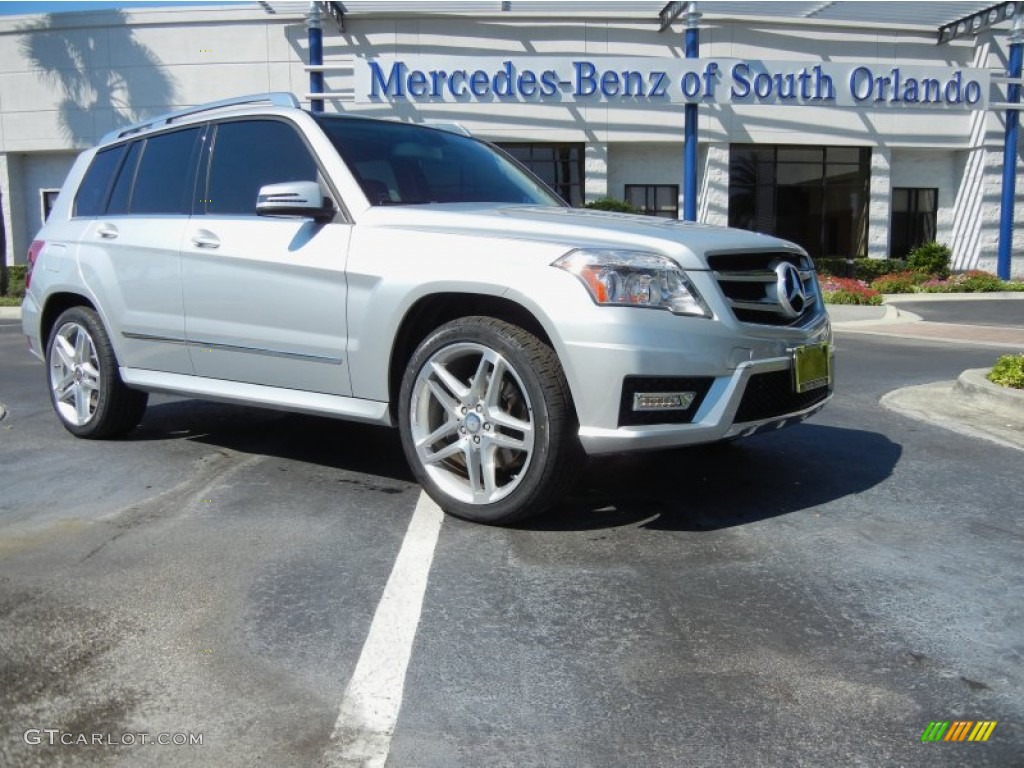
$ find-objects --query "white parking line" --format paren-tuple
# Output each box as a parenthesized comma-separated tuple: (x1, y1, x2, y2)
(322, 491, 445, 768)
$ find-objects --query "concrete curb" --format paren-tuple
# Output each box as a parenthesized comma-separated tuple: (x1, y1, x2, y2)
(0, 306, 21, 320)
(883, 291, 1024, 303)
(829, 303, 922, 328)
(955, 367, 1024, 409)
(881, 367, 1024, 452)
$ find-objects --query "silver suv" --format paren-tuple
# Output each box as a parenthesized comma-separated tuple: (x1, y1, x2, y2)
(22, 93, 833, 524)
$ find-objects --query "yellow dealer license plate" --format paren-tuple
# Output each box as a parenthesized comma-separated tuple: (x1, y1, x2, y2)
(792, 342, 831, 394)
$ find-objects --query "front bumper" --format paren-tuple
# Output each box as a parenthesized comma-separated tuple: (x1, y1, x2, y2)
(553, 293, 834, 455)
(577, 353, 832, 455)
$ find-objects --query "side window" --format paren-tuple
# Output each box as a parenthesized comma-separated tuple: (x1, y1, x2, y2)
(106, 141, 142, 215)
(74, 145, 126, 217)
(131, 127, 202, 215)
(205, 120, 318, 215)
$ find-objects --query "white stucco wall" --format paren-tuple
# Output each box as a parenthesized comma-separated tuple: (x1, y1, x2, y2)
(18, 152, 77, 252)
(700, 143, 729, 227)
(606, 142, 683, 206)
(0, 7, 308, 154)
(867, 147, 891, 259)
(890, 148, 958, 256)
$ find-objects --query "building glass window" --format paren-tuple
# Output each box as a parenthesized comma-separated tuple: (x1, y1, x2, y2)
(728, 144, 871, 259)
(890, 188, 937, 259)
(625, 184, 679, 218)
(497, 143, 584, 206)
(40, 189, 60, 222)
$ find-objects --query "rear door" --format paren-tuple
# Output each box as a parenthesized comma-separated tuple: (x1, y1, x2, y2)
(181, 118, 352, 396)
(76, 127, 203, 374)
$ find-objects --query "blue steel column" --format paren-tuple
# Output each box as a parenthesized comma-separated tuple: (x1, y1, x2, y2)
(683, 4, 701, 222)
(998, 15, 1024, 280)
(308, 2, 324, 113)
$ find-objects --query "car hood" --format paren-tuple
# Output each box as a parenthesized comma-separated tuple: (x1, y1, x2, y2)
(356, 204, 802, 271)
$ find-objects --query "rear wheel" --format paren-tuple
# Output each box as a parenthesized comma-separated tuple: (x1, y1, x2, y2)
(398, 317, 582, 525)
(46, 306, 148, 438)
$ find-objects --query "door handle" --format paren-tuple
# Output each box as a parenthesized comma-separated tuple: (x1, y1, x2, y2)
(96, 223, 119, 239)
(191, 230, 220, 249)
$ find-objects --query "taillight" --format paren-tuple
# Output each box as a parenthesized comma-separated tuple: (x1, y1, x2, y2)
(25, 240, 44, 290)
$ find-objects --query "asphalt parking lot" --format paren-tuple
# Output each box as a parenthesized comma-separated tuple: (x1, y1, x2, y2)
(1, 312, 1022, 767)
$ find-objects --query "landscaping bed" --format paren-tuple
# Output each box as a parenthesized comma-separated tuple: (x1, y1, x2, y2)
(817, 243, 1024, 306)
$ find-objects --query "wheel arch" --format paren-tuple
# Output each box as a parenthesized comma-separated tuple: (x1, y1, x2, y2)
(387, 292, 561, 424)
(41, 292, 99, 350)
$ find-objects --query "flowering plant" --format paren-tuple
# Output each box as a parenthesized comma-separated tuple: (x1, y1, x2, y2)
(820, 276, 883, 305)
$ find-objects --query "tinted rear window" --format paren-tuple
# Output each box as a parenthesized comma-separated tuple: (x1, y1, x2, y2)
(131, 127, 202, 214)
(74, 145, 126, 217)
(106, 141, 142, 216)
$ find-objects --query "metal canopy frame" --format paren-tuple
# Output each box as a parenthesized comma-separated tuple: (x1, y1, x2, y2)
(938, 1, 1020, 43)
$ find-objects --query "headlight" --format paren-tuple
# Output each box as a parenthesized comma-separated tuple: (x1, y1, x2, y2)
(552, 249, 711, 318)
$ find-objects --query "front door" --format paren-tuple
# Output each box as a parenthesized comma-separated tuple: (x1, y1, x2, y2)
(181, 118, 351, 396)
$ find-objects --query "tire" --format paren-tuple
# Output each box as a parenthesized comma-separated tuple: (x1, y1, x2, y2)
(398, 317, 583, 525)
(45, 306, 148, 439)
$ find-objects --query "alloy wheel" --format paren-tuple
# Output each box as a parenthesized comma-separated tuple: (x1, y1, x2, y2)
(409, 342, 536, 505)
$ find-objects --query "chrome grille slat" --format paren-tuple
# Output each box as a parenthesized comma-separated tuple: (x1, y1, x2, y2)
(714, 270, 775, 283)
(728, 299, 781, 312)
(727, 292, 817, 313)
(707, 252, 820, 327)
(714, 269, 813, 283)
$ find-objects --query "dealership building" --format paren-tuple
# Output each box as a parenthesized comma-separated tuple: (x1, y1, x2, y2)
(0, 0, 1022, 276)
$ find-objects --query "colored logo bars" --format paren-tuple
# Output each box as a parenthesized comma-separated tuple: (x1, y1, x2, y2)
(921, 721, 998, 742)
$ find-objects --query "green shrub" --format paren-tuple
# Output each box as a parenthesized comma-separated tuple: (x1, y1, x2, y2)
(919, 271, 1023, 293)
(870, 271, 925, 294)
(814, 258, 906, 280)
(584, 197, 641, 214)
(988, 354, 1024, 389)
(4, 265, 27, 298)
(949, 270, 1010, 292)
(823, 289, 884, 306)
(856, 258, 907, 282)
(814, 258, 849, 277)
(906, 241, 952, 278)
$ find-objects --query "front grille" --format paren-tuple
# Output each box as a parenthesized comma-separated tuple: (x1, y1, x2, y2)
(734, 370, 830, 423)
(618, 376, 714, 427)
(707, 251, 820, 326)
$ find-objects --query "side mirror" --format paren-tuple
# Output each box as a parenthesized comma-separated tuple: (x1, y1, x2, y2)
(256, 181, 334, 221)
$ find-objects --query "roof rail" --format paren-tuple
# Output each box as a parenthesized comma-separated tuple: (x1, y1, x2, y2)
(99, 92, 301, 145)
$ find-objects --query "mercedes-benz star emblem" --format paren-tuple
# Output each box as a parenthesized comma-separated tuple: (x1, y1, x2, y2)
(774, 261, 807, 318)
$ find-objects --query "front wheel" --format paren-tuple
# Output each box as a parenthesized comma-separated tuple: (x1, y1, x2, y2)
(46, 306, 148, 438)
(398, 317, 582, 525)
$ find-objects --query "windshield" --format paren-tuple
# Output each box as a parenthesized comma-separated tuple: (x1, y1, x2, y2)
(314, 116, 564, 207)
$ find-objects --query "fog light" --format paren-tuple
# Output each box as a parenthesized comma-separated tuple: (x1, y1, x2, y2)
(633, 392, 696, 412)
